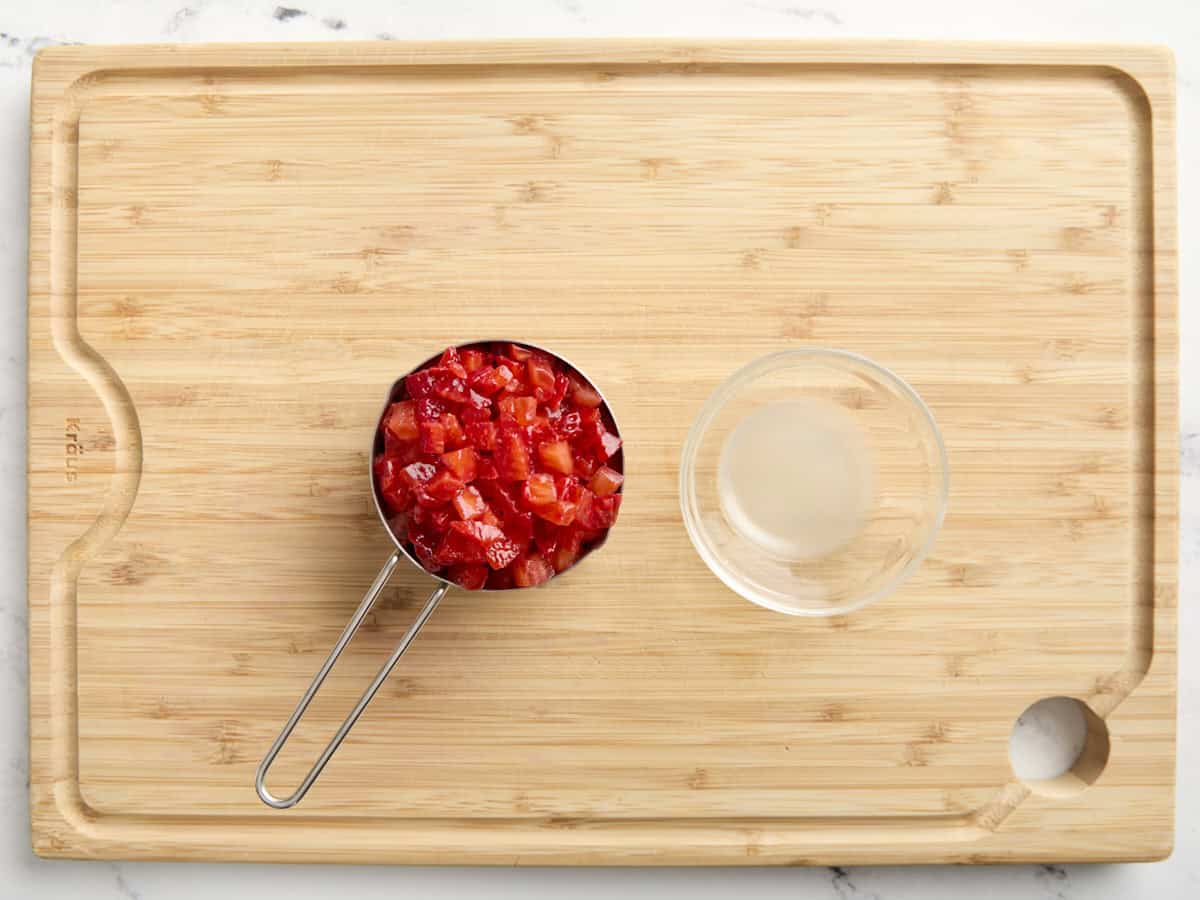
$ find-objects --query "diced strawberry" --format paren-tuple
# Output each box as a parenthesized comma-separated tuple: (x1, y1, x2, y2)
(550, 527, 584, 572)
(440, 377, 469, 404)
(574, 416, 602, 447)
(548, 372, 569, 409)
(512, 553, 554, 587)
(577, 417, 622, 461)
(485, 536, 521, 570)
(405, 369, 437, 399)
(466, 389, 492, 412)
(572, 453, 597, 478)
(421, 469, 465, 505)
(436, 373, 471, 404)
(591, 498, 615, 529)
(500, 365, 525, 393)
(523, 473, 557, 508)
(452, 484, 487, 520)
(439, 347, 468, 379)
(374, 455, 408, 509)
(459, 403, 490, 425)
(474, 456, 498, 481)
(527, 418, 557, 448)
(466, 419, 497, 452)
(556, 409, 583, 439)
(577, 492, 621, 529)
(407, 367, 469, 403)
(459, 348, 487, 374)
(598, 429, 622, 461)
(447, 562, 488, 590)
(409, 527, 441, 570)
(383, 400, 419, 441)
(534, 500, 576, 526)
(589, 465, 624, 496)
(572, 384, 603, 408)
(507, 343, 533, 362)
(419, 418, 446, 454)
(487, 566, 515, 591)
(383, 429, 421, 467)
(475, 487, 532, 549)
(412, 369, 468, 405)
(435, 528, 485, 565)
(498, 395, 538, 426)
(533, 515, 560, 554)
(412, 502, 453, 532)
(555, 475, 583, 504)
(440, 412, 466, 450)
(469, 364, 513, 397)
(386, 510, 412, 542)
(435, 520, 506, 566)
(505, 510, 534, 550)
(494, 428, 531, 480)
(575, 488, 596, 529)
(527, 355, 557, 403)
(400, 461, 437, 491)
(441, 447, 478, 482)
(467, 366, 497, 396)
(538, 440, 574, 475)
(577, 405, 601, 425)
(415, 397, 445, 423)
(469, 520, 507, 544)
(477, 480, 522, 520)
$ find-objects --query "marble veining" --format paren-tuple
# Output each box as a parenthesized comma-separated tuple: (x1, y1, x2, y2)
(1, 1, 1196, 897)
(746, 3, 845, 25)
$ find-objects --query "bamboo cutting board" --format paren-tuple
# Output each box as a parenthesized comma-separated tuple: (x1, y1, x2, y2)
(28, 41, 1178, 865)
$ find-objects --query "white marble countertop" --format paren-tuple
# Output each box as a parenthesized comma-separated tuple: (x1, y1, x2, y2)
(2, 0, 1195, 896)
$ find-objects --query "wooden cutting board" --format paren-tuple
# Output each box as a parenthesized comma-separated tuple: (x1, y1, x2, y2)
(28, 41, 1178, 865)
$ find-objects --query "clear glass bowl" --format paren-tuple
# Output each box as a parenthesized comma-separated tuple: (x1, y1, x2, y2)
(680, 349, 948, 616)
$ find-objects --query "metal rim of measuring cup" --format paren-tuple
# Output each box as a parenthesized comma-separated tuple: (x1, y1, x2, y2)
(255, 340, 623, 809)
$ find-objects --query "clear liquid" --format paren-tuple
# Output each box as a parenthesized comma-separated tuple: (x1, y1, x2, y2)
(717, 399, 874, 561)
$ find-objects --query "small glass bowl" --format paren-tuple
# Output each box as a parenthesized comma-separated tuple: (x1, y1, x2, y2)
(680, 349, 948, 617)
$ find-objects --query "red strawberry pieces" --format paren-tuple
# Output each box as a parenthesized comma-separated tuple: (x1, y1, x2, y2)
(375, 343, 623, 590)
(494, 426, 532, 481)
(589, 465, 624, 497)
(537, 440, 574, 475)
(522, 472, 557, 508)
(447, 562, 488, 590)
(512, 553, 554, 587)
(383, 400, 419, 441)
(452, 484, 487, 520)
(441, 447, 478, 481)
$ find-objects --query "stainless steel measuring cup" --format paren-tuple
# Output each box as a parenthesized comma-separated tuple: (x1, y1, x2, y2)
(256, 341, 623, 808)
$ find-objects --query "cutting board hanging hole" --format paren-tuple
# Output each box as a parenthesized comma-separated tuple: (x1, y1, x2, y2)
(1009, 697, 1110, 798)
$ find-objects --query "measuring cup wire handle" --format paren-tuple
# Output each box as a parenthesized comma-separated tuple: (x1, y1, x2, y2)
(255, 551, 451, 809)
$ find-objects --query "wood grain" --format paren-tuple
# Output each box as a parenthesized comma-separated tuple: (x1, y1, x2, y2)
(27, 41, 1177, 864)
